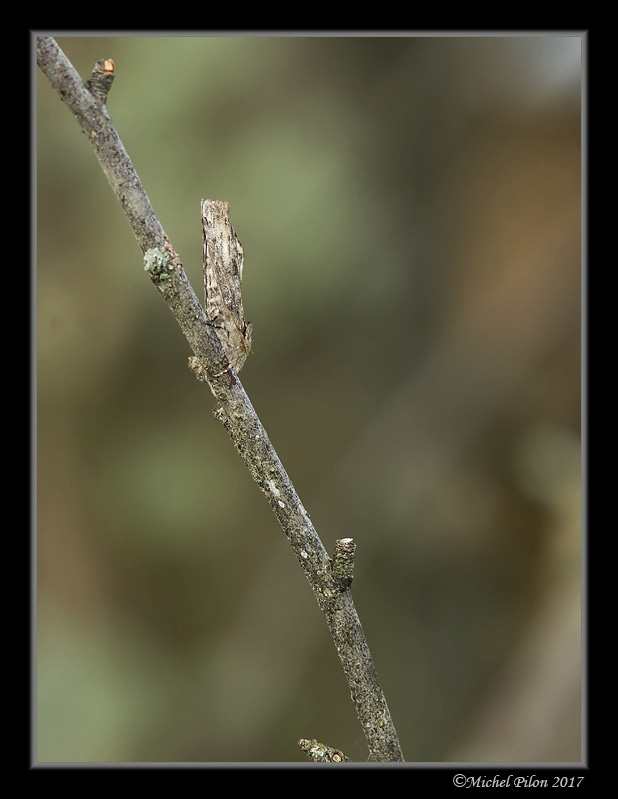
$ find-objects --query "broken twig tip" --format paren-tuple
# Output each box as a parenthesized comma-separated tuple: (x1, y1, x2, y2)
(86, 58, 116, 105)
(332, 537, 356, 592)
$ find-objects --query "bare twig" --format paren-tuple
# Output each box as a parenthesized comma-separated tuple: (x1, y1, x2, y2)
(36, 35, 405, 763)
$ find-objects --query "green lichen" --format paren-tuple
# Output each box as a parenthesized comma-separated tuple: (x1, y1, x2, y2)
(143, 247, 171, 280)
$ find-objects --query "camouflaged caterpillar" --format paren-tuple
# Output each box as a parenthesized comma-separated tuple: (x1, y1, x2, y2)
(201, 199, 252, 374)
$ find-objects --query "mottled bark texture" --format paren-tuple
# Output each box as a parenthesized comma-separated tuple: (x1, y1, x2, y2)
(36, 35, 404, 763)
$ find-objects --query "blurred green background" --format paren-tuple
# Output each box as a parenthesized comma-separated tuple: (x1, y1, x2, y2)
(36, 34, 582, 764)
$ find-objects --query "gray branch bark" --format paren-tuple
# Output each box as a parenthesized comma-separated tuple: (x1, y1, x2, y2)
(36, 35, 404, 763)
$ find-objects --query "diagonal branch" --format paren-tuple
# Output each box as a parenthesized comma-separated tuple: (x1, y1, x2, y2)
(36, 35, 404, 763)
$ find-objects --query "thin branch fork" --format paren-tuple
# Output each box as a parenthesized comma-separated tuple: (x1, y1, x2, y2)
(36, 36, 404, 763)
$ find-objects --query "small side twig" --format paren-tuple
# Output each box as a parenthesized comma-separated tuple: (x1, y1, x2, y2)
(332, 537, 357, 592)
(85, 58, 115, 104)
(298, 738, 349, 763)
(36, 36, 405, 763)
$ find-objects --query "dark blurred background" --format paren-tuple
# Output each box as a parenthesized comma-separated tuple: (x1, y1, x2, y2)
(36, 34, 582, 764)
